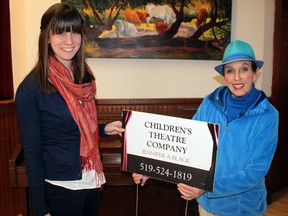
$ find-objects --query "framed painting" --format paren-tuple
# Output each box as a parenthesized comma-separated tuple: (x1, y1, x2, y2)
(62, 0, 232, 60)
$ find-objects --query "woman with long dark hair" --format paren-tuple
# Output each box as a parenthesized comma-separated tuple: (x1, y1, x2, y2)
(16, 3, 124, 216)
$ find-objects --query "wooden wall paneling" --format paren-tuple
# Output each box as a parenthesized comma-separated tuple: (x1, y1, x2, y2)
(6, 101, 20, 153)
(0, 100, 20, 151)
(0, 101, 9, 138)
(0, 137, 13, 216)
(96, 98, 202, 122)
(0, 100, 26, 216)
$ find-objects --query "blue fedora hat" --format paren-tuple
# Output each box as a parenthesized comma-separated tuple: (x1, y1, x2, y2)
(215, 40, 264, 75)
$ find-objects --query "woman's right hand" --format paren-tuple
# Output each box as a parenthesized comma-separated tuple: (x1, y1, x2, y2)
(132, 173, 149, 186)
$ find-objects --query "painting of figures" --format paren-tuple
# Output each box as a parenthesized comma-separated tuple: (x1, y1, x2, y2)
(62, 0, 232, 60)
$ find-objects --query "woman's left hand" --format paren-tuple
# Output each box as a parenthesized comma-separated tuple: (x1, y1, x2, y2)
(104, 121, 125, 136)
(177, 183, 205, 201)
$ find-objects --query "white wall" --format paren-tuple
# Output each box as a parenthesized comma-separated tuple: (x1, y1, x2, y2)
(10, 0, 275, 99)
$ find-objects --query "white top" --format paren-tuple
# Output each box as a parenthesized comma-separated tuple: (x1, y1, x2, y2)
(46, 170, 106, 190)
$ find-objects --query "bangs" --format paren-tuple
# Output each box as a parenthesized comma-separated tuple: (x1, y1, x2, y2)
(51, 10, 83, 34)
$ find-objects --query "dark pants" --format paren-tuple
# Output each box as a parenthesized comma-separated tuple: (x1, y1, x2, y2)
(45, 182, 102, 216)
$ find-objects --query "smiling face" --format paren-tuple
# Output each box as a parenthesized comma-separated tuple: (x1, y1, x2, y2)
(223, 61, 258, 97)
(49, 29, 81, 69)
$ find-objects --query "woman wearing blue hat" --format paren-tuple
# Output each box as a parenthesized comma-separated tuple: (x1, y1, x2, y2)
(177, 40, 279, 215)
(134, 40, 279, 215)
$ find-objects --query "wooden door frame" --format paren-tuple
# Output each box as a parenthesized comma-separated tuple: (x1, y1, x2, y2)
(272, 0, 283, 99)
(268, 0, 288, 197)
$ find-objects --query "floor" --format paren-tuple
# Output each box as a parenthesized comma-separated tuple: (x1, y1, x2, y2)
(265, 187, 288, 216)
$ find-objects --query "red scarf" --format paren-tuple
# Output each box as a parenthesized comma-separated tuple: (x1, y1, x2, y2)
(48, 57, 103, 178)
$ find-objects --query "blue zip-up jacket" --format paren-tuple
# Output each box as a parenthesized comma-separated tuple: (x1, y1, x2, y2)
(193, 86, 278, 216)
(16, 73, 107, 216)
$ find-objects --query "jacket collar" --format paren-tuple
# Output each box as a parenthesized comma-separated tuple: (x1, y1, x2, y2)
(208, 86, 269, 117)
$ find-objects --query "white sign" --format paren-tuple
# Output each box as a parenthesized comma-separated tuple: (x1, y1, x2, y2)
(121, 110, 219, 191)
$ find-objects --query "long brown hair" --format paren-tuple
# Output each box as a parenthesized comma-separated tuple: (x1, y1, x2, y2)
(32, 3, 93, 92)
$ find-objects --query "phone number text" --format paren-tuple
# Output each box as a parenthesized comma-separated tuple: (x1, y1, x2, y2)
(139, 162, 192, 181)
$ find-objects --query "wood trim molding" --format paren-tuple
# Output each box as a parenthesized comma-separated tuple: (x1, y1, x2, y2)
(96, 98, 203, 123)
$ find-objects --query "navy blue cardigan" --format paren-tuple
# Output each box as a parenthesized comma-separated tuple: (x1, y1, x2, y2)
(16, 73, 107, 216)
